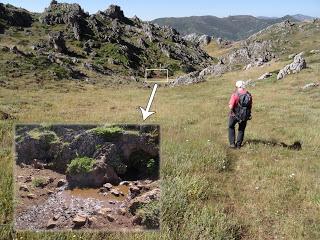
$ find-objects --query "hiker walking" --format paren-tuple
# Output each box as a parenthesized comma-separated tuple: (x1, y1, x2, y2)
(228, 81, 253, 149)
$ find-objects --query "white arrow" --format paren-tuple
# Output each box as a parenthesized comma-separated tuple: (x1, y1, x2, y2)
(139, 84, 158, 121)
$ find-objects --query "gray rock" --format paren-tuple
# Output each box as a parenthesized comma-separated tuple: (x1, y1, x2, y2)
(170, 71, 204, 87)
(277, 52, 306, 80)
(302, 83, 319, 90)
(258, 72, 272, 80)
(199, 64, 229, 77)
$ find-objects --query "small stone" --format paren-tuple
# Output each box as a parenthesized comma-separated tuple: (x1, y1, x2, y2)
(106, 214, 115, 222)
(98, 208, 112, 216)
(117, 208, 126, 216)
(46, 219, 57, 229)
(57, 179, 67, 187)
(73, 214, 87, 227)
(53, 214, 61, 221)
(24, 176, 32, 183)
(27, 193, 37, 199)
(47, 190, 55, 195)
(103, 183, 113, 190)
(110, 189, 120, 197)
(19, 185, 29, 192)
(119, 181, 130, 186)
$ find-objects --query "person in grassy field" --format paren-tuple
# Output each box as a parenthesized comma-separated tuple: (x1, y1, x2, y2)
(228, 80, 253, 149)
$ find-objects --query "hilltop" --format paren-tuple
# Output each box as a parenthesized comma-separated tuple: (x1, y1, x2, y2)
(0, 1, 212, 86)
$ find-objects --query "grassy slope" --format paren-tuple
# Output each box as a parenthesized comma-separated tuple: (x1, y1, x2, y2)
(0, 50, 320, 239)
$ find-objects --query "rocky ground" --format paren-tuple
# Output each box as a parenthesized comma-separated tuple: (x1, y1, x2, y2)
(14, 125, 160, 231)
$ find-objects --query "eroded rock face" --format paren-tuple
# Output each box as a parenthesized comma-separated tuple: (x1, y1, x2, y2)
(277, 52, 306, 80)
(48, 31, 68, 53)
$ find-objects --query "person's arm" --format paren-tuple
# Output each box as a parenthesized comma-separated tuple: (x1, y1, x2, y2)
(229, 93, 236, 110)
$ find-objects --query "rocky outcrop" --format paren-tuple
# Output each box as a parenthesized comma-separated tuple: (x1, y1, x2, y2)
(40, 1, 88, 40)
(199, 63, 229, 77)
(104, 5, 125, 21)
(169, 71, 204, 87)
(277, 52, 306, 80)
(48, 31, 68, 53)
(183, 33, 212, 46)
(0, 3, 33, 28)
(226, 40, 274, 67)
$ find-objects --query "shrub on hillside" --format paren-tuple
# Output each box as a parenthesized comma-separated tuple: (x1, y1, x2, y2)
(66, 157, 95, 175)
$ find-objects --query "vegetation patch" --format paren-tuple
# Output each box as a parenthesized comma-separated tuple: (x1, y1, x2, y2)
(90, 126, 123, 141)
(32, 178, 46, 188)
(66, 157, 95, 175)
(136, 200, 160, 229)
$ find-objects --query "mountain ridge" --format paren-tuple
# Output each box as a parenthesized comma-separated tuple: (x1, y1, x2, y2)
(151, 14, 314, 40)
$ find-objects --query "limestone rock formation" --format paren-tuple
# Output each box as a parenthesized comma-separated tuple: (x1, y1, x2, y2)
(277, 52, 306, 80)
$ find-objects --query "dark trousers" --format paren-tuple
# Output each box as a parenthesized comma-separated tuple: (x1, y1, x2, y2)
(228, 115, 247, 147)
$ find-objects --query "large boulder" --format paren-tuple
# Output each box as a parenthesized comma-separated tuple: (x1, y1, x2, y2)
(66, 159, 121, 188)
(183, 33, 212, 46)
(277, 52, 306, 80)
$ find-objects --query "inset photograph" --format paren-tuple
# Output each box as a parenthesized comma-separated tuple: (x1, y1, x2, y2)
(14, 124, 160, 231)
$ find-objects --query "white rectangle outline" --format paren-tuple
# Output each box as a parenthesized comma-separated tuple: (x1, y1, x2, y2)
(145, 68, 169, 83)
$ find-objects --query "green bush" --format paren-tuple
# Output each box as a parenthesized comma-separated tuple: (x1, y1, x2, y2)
(91, 126, 123, 140)
(66, 157, 95, 175)
(32, 178, 46, 188)
(136, 200, 160, 229)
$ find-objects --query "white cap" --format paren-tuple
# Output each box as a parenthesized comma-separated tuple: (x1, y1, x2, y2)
(236, 80, 246, 88)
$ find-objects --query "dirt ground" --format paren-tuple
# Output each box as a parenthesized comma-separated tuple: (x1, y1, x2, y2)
(15, 165, 159, 231)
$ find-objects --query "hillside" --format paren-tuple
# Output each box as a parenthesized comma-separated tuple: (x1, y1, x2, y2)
(152, 15, 298, 40)
(0, 1, 212, 87)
